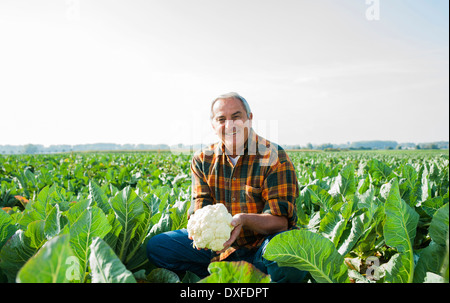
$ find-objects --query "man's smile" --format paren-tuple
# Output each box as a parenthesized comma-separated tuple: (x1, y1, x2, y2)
(224, 131, 238, 136)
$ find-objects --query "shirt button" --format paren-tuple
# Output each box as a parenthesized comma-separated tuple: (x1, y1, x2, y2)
(232, 197, 236, 202)
(232, 177, 236, 181)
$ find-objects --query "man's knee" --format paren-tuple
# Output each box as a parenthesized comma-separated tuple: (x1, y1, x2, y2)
(254, 231, 308, 282)
(266, 261, 308, 283)
(146, 233, 168, 266)
(145, 229, 212, 278)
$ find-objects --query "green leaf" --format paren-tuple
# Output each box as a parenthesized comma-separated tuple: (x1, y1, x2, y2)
(0, 230, 37, 282)
(18, 196, 47, 229)
(319, 199, 355, 247)
(89, 180, 111, 214)
(69, 206, 112, 278)
(169, 200, 190, 230)
(369, 159, 394, 182)
(17, 207, 41, 230)
(24, 220, 46, 249)
(413, 242, 447, 283)
(143, 193, 162, 216)
(388, 248, 415, 282)
(442, 234, 449, 283)
(319, 210, 346, 246)
(89, 237, 136, 283)
(44, 204, 61, 239)
(148, 212, 171, 238)
(109, 186, 145, 262)
(66, 198, 91, 225)
(181, 271, 201, 283)
(383, 178, 419, 283)
(399, 164, 420, 206)
(34, 185, 53, 216)
(124, 202, 152, 265)
(429, 203, 449, 246)
(356, 187, 382, 223)
(379, 253, 403, 282)
(199, 261, 270, 283)
(103, 213, 123, 252)
(16, 234, 78, 283)
(336, 163, 356, 197)
(0, 209, 17, 250)
(263, 230, 348, 283)
(146, 268, 180, 283)
(307, 185, 335, 211)
(401, 164, 418, 189)
(422, 196, 445, 217)
(337, 213, 366, 256)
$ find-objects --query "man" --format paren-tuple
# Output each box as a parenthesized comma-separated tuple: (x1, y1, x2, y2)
(146, 92, 307, 282)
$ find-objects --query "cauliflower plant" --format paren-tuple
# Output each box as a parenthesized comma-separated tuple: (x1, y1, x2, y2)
(187, 203, 233, 251)
(380, 182, 392, 200)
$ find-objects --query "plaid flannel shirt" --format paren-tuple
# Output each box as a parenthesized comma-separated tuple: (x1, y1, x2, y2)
(190, 129, 299, 260)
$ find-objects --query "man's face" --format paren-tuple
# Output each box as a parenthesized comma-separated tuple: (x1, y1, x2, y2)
(211, 97, 252, 155)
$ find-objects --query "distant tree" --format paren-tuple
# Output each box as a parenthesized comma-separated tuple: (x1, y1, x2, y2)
(318, 143, 333, 150)
(423, 143, 439, 150)
(23, 144, 38, 154)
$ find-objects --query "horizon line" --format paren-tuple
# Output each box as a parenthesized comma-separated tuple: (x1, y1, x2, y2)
(1, 139, 449, 147)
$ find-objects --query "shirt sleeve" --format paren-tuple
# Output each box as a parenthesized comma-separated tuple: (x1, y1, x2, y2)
(261, 153, 299, 229)
(190, 153, 214, 214)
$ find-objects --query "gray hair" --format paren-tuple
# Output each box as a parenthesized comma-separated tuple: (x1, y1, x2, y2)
(210, 92, 252, 120)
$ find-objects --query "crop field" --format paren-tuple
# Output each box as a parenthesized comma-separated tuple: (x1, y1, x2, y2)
(0, 150, 448, 283)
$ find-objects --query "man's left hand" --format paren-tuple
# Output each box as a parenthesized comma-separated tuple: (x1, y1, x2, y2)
(217, 213, 245, 254)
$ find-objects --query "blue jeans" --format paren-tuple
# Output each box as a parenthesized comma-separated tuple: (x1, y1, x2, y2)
(146, 229, 307, 283)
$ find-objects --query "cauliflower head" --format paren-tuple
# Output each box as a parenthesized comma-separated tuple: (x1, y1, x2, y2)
(187, 203, 233, 251)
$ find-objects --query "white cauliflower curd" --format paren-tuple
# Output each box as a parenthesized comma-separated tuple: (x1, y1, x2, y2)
(187, 203, 233, 251)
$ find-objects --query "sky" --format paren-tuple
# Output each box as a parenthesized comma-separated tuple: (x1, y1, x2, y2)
(0, 0, 448, 147)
